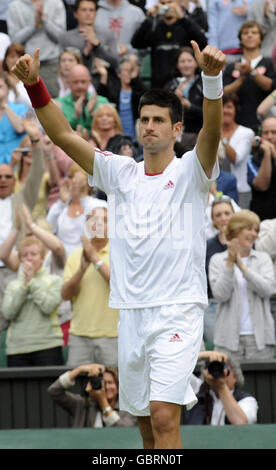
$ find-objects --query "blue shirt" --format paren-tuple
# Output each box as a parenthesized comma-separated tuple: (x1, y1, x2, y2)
(119, 90, 135, 139)
(0, 102, 27, 164)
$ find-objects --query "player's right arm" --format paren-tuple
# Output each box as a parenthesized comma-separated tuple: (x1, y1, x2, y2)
(12, 49, 94, 175)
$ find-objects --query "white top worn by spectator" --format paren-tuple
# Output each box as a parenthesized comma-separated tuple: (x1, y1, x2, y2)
(227, 125, 254, 193)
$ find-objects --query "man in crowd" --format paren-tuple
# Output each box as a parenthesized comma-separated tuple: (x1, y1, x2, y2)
(55, 63, 109, 132)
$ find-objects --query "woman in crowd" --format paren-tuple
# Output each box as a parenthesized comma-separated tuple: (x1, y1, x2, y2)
(48, 363, 137, 427)
(209, 209, 276, 361)
(165, 46, 203, 134)
(2, 236, 64, 367)
(204, 196, 235, 344)
(0, 70, 27, 163)
(46, 162, 105, 258)
(57, 48, 96, 98)
(220, 92, 254, 209)
(2, 43, 31, 108)
(91, 103, 122, 151)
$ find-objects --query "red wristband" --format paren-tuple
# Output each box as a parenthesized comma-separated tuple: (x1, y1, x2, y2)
(24, 77, 51, 109)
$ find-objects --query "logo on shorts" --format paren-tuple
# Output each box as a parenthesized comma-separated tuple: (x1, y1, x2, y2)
(169, 333, 183, 342)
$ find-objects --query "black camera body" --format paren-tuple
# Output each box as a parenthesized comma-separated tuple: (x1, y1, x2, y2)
(205, 360, 226, 379)
(88, 371, 103, 390)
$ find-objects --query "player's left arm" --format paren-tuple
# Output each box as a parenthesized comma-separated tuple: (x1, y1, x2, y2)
(191, 41, 226, 178)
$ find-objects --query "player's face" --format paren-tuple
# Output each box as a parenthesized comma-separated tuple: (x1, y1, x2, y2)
(138, 105, 180, 154)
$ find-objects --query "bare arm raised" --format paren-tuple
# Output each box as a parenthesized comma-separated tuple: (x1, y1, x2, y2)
(191, 41, 226, 178)
(12, 49, 94, 175)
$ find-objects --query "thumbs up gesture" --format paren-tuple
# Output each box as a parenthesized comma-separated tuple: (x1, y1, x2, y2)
(11, 48, 41, 86)
(191, 41, 226, 76)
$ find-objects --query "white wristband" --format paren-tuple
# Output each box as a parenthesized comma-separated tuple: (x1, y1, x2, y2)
(201, 71, 223, 100)
(94, 260, 104, 271)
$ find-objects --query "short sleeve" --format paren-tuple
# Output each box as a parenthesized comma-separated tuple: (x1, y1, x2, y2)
(88, 149, 138, 195)
(182, 147, 220, 193)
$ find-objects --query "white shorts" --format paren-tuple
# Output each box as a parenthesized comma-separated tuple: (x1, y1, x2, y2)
(118, 303, 204, 416)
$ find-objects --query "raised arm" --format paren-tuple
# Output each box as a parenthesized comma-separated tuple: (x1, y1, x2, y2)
(12, 49, 95, 175)
(191, 41, 225, 178)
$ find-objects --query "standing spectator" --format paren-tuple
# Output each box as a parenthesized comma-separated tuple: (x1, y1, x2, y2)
(56, 64, 109, 132)
(61, 207, 119, 367)
(48, 363, 137, 427)
(0, 33, 11, 69)
(94, 0, 146, 59)
(209, 209, 276, 362)
(97, 56, 147, 141)
(131, 0, 207, 88)
(247, 116, 276, 221)
(207, 0, 254, 64)
(91, 103, 123, 150)
(2, 236, 64, 367)
(223, 20, 276, 132)
(2, 43, 32, 108)
(7, 0, 66, 98)
(165, 46, 203, 134)
(247, 0, 276, 58)
(204, 197, 235, 344)
(220, 92, 254, 209)
(58, 0, 119, 80)
(46, 162, 103, 258)
(0, 71, 27, 163)
(0, 0, 12, 34)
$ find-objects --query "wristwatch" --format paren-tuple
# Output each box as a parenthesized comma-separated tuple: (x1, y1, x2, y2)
(222, 138, 229, 146)
(250, 69, 257, 77)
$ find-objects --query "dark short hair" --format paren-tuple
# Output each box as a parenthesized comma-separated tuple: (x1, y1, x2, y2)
(238, 20, 264, 42)
(138, 89, 183, 125)
(222, 92, 240, 115)
(74, 0, 98, 12)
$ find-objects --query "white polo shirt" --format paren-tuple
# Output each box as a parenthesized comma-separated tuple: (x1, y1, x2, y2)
(88, 147, 219, 309)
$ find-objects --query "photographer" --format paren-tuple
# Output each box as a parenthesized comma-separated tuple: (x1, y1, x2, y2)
(48, 363, 137, 427)
(247, 116, 276, 220)
(186, 351, 258, 425)
(131, 0, 206, 88)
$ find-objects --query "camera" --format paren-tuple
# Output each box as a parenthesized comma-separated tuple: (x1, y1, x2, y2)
(21, 147, 30, 157)
(88, 370, 103, 390)
(205, 360, 227, 379)
(158, 4, 169, 15)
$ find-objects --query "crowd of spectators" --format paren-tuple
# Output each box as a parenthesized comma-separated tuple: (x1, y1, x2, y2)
(1, 0, 276, 429)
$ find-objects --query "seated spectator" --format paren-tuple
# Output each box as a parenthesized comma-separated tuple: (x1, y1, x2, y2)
(58, 0, 118, 82)
(7, 0, 66, 98)
(97, 55, 147, 141)
(247, 116, 276, 221)
(91, 103, 123, 150)
(209, 209, 276, 361)
(131, 0, 207, 88)
(165, 46, 203, 134)
(186, 350, 259, 425)
(204, 196, 235, 344)
(220, 92, 254, 209)
(58, 48, 84, 98)
(47, 162, 104, 257)
(94, 0, 146, 60)
(55, 64, 109, 132)
(247, 0, 276, 58)
(2, 236, 64, 367)
(61, 206, 119, 367)
(2, 43, 32, 108)
(223, 21, 276, 133)
(205, 182, 240, 240)
(0, 71, 27, 163)
(48, 363, 137, 427)
(106, 134, 140, 161)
